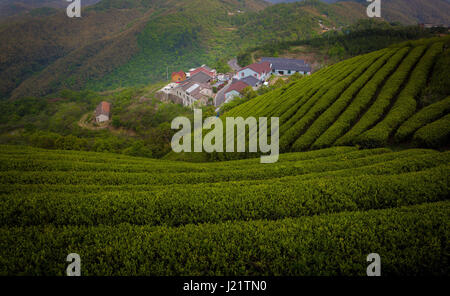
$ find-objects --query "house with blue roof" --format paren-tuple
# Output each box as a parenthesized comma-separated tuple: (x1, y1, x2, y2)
(261, 57, 312, 76)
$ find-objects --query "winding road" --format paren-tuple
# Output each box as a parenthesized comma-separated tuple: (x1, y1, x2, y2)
(228, 58, 241, 72)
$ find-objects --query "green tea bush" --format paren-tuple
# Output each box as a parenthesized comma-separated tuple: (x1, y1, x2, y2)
(1, 201, 448, 275)
(313, 47, 410, 149)
(292, 49, 397, 151)
(281, 51, 387, 151)
(413, 114, 450, 148)
(356, 43, 444, 148)
(335, 46, 427, 146)
(395, 96, 450, 142)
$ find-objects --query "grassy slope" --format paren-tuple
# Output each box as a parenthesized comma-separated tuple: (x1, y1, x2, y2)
(268, 0, 450, 25)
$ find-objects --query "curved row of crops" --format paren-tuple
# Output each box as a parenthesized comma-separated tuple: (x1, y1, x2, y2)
(0, 145, 449, 275)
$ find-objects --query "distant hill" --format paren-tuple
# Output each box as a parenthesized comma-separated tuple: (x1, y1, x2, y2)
(0, 0, 101, 19)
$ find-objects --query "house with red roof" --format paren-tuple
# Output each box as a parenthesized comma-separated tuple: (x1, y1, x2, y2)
(236, 61, 272, 81)
(95, 101, 111, 123)
(224, 80, 250, 102)
(188, 65, 217, 79)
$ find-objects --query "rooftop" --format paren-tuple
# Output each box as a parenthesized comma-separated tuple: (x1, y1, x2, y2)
(96, 101, 111, 117)
(189, 71, 213, 84)
(225, 80, 250, 95)
(241, 61, 272, 75)
(241, 76, 260, 87)
(261, 57, 311, 72)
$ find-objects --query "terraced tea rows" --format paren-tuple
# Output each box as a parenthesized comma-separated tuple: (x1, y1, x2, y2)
(166, 37, 449, 164)
(0, 145, 449, 275)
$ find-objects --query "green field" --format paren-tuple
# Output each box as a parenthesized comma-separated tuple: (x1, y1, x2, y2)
(0, 145, 449, 275)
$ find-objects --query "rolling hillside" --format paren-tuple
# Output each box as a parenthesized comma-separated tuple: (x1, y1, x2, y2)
(0, 144, 449, 275)
(2, 0, 448, 100)
(0, 0, 272, 99)
(1, 0, 449, 278)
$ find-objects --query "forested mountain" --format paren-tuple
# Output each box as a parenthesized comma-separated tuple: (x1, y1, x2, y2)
(0, 0, 448, 100)
(266, 0, 450, 25)
(0, 0, 101, 19)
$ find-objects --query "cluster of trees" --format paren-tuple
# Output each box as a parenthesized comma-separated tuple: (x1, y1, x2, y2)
(22, 131, 155, 158)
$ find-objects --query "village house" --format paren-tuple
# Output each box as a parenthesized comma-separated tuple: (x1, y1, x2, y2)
(175, 81, 214, 107)
(189, 71, 214, 84)
(171, 71, 186, 83)
(187, 65, 217, 79)
(261, 57, 312, 76)
(236, 61, 272, 81)
(224, 80, 250, 103)
(241, 76, 261, 89)
(171, 69, 216, 106)
(95, 101, 111, 123)
(158, 64, 218, 107)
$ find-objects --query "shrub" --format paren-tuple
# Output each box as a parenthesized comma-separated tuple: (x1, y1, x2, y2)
(335, 46, 427, 146)
(1, 201, 448, 275)
(355, 42, 444, 148)
(312, 47, 410, 149)
(292, 49, 398, 151)
(395, 96, 450, 142)
(413, 114, 450, 148)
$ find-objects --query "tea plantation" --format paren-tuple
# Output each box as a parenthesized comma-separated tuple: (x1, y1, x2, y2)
(220, 37, 450, 154)
(0, 145, 449, 275)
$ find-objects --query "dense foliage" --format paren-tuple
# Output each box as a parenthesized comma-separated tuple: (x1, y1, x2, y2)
(237, 19, 440, 67)
(0, 85, 195, 158)
(0, 145, 448, 275)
